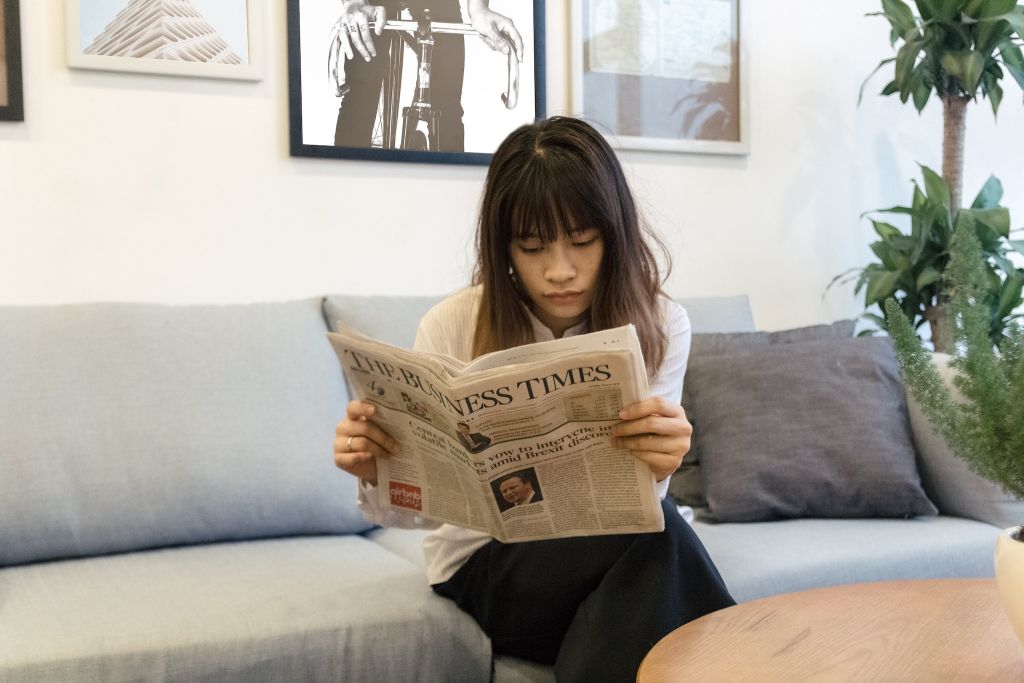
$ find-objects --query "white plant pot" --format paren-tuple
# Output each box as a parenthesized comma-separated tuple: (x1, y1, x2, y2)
(995, 526, 1024, 646)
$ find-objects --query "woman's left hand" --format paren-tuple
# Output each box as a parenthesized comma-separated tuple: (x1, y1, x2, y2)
(611, 397, 692, 482)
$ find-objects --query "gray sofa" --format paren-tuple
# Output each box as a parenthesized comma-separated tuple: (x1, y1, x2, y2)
(0, 294, 1014, 682)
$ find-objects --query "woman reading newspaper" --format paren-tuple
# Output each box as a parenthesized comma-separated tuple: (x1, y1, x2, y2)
(333, 116, 734, 681)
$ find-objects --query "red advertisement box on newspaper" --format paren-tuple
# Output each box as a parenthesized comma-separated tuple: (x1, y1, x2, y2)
(390, 482, 423, 511)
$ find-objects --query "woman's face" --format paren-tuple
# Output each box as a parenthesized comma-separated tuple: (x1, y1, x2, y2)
(509, 227, 604, 337)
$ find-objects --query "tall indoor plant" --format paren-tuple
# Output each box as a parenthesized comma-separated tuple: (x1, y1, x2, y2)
(884, 228, 1024, 644)
(839, 0, 1024, 351)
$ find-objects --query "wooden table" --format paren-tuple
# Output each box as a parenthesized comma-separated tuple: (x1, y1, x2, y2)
(637, 579, 1024, 682)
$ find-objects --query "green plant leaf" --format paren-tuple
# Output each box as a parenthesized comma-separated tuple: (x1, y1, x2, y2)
(971, 175, 1004, 208)
(912, 181, 928, 212)
(871, 205, 917, 217)
(897, 41, 923, 91)
(860, 58, 898, 103)
(891, 236, 920, 253)
(1000, 40, 1024, 90)
(939, 51, 987, 92)
(1004, 9, 1024, 36)
(913, 72, 934, 109)
(988, 79, 1004, 114)
(884, 0, 918, 34)
(931, 0, 965, 22)
(915, 0, 939, 20)
(972, 207, 1012, 237)
(1003, 59, 1024, 90)
(871, 241, 899, 269)
(1009, 239, 1024, 253)
(1002, 41, 1024, 68)
(992, 253, 1017, 274)
(920, 165, 952, 207)
(935, 18, 975, 45)
(996, 272, 1024, 319)
(973, 221, 1004, 251)
(974, 18, 1011, 55)
(866, 270, 903, 304)
(872, 220, 904, 240)
(962, 0, 986, 18)
(965, 0, 1017, 19)
(916, 266, 944, 291)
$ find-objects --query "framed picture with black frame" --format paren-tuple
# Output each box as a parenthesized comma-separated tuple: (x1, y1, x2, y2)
(287, 0, 545, 165)
(571, 0, 748, 155)
(0, 0, 24, 122)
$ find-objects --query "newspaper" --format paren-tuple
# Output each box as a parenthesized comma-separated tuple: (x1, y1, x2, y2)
(326, 324, 665, 543)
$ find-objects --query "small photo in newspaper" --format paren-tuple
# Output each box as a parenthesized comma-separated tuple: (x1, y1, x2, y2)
(491, 468, 544, 513)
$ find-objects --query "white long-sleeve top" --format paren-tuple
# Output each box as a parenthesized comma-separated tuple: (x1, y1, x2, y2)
(357, 286, 693, 585)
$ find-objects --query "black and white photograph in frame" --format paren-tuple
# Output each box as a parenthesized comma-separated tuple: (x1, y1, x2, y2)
(288, 0, 546, 165)
(0, 0, 24, 121)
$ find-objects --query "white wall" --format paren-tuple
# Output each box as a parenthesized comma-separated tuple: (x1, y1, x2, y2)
(1, 0, 1021, 330)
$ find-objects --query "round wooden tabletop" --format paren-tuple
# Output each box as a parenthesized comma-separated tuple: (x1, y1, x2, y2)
(637, 579, 1024, 682)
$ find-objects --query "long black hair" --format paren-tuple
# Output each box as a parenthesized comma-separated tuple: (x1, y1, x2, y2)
(472, 116, 670, 374)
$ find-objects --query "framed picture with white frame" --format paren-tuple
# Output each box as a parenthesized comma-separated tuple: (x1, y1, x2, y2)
(571, 0, 749, 155)
(65, 0, 265, 81)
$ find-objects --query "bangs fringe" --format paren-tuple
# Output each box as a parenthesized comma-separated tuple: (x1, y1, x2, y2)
(503, 157, 606, 243)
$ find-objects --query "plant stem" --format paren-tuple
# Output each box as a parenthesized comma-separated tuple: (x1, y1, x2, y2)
(925, 303, 952, 353)
(942, 95, 969, 210)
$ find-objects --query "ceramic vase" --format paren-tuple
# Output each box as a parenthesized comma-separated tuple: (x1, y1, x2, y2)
(995, 526, 1024, 647)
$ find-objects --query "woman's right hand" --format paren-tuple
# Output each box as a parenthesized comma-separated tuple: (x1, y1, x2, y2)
(333, 400, 399, 486)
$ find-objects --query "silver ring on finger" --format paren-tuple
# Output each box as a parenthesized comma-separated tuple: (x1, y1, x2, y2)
(346, 436, 354, 452)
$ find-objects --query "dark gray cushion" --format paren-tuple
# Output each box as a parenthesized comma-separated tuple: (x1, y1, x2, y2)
(686, 337, 937, 522)
(689, 319, 856, 358)
(671, 320, 856, 507)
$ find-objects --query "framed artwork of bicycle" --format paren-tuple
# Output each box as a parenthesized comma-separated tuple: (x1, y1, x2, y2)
(571, 0, 748, 155)
(287, 0, 546, 165)
(65, 0, 265, 81)
(1, 0, 24, 121)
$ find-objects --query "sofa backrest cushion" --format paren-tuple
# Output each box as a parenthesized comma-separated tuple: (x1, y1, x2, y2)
(676, 295, 756, 334)
(324, 295, 445, 348)
(0, 300, 367, 567)
(322, 293, 756, 346)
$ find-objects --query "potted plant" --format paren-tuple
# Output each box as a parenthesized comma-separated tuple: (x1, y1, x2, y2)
(885, 226, 1024, 644)
(830, 168, 1024, 351)
(835, 0, 1024, 350)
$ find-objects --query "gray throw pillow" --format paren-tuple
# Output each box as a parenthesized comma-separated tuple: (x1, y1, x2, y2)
(686, 337, 937, 522)
(671, 320, 856, 508)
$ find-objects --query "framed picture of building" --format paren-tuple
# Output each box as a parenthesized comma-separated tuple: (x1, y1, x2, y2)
(0, 0, 24, 121)
(65, 0, 264, 81)
(287, 0, 546, 165)
(571, 0, 748, 155)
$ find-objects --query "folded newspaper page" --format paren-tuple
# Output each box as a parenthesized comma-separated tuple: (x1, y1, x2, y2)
(326, 324, 665, 543)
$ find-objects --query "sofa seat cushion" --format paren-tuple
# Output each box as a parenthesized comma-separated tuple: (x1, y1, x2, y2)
(694, 516, 1001, 603)
(0, 536, 491, 683)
